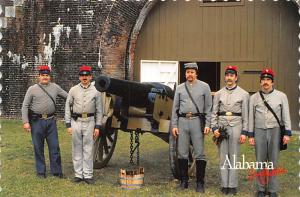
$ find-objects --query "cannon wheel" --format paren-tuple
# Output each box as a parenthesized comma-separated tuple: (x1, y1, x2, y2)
(93, 123, 118, 169)
(93, 93, 118, 169)
(169, 131, 196, 179)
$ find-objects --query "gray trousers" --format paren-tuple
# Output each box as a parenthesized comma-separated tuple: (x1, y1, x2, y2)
(177, 117, 205, 161)
(71, 119, 95, 179)
(254, 127, 280, 193)
(218, 124, 242, 188)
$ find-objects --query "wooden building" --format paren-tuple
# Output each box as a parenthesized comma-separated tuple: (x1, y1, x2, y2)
(134, 0, 300, 129)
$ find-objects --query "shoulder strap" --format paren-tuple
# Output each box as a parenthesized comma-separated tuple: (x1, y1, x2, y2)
(184, 82, 200, 114)
(259, 91, 281, 127)
(37, 84, 56, 109)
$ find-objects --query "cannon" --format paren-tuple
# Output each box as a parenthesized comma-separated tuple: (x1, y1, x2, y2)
(92, 75, 196, 179)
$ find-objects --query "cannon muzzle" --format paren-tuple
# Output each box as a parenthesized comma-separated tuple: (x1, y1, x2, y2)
(95, 75, 174, 108)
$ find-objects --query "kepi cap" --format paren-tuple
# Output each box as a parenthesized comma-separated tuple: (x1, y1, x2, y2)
(38, 65, 51, 74)
(184, 62, 198, 70)
(225, 65, 238, 75)
(79, 65, 92, 75)
(260, 68, 274, 81)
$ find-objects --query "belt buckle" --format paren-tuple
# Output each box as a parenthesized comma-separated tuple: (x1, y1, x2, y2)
(225, 112, 232, 116)
(186, 112, 192, 119)
(82, 113, 88, 118)
(42, 114, 48, 119)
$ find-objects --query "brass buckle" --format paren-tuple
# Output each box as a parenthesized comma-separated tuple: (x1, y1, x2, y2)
(225, 112, 233, 116)
(186, 112, 193, 119)
(42, 114, 48, 119)
(82, 113, 88, 118)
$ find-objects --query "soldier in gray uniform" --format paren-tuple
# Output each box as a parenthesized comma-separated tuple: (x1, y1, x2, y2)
(211, 66, 249, 195)
(65, 65, 102, 184)
(22, 65, 68, 178)
(171, 62, 212, 193)
(248, 68, 291, 197)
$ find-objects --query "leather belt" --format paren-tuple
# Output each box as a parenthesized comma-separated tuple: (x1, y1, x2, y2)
(217, 111, 242, 116)
(73, 112, 95, 118)
(178, 112, 203, 119)
(32, 112, 55, 119)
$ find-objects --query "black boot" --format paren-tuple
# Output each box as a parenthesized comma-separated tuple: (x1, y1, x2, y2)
(196, 160, 206, 193)
(177, 159, 189, 189)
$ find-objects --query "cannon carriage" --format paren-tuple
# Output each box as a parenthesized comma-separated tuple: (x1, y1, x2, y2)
(93, 75, 196, 178)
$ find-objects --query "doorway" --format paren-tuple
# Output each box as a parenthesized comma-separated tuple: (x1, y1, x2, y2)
(179, 62, 220, 92)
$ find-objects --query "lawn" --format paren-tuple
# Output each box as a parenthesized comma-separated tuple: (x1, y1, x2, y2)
(0, 119, 299, 196)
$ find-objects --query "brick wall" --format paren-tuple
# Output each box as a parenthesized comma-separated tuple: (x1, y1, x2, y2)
(0, 0, 148, 119)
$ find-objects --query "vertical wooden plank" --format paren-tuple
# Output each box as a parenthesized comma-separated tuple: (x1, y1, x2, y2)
(263, 0, 274, 67)
(240, 2, 248, 59)
(181, 1, 199, 60)
(151, 2, 160, 59)
(277, 1, 291, 90)
(221, 6, 235, 60)
(188, 0, 203, 60)
(164, 0, 177, 60)
(196, 2, 204, 60)
(177, 0, 185, 60)
(233, 6, 241, 59)
(270, 0, 280, 75)
(202, 6, 216, 60)
(159, 1, 166, 60)
(253, 0, 266, 61)
(215, 6, 223, 60)
(247, 0, 255, 60)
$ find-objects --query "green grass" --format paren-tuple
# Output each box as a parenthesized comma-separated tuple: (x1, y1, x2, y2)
(0, 119, 299, 196)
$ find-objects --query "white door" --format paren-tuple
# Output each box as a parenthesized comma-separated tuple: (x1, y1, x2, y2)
(140, 60, 178, 89)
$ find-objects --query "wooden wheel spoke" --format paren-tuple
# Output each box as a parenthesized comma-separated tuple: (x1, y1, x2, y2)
(103, 138, 109, 154)
(107, 135, 114, 143)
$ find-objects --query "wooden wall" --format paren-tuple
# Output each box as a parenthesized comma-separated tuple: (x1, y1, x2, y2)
(134, 0, 300, 129)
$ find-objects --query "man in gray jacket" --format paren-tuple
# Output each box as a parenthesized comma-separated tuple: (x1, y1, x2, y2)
(171, 62, 212, 193)
(211, 66, 249, 195)
(248, 68, 291, 197)
(65, 65, 102, 184)
(22, 65, 68, 178)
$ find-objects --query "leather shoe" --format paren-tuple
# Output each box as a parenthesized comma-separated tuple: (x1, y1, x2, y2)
(196, 182, 205, 193)
(53, 173, 64, 178)
(177, 180, 188, 190)
(228, 187, 237, 195)
(73, 177, 83, 183)
(256, 191, 265, 197)
(84, 178, 95, 185)
(269, 193, 277, 197)
(221, 187, 228, 195)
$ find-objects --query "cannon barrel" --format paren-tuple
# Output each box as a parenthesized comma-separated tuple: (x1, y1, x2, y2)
(95, 75, 174, 108)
